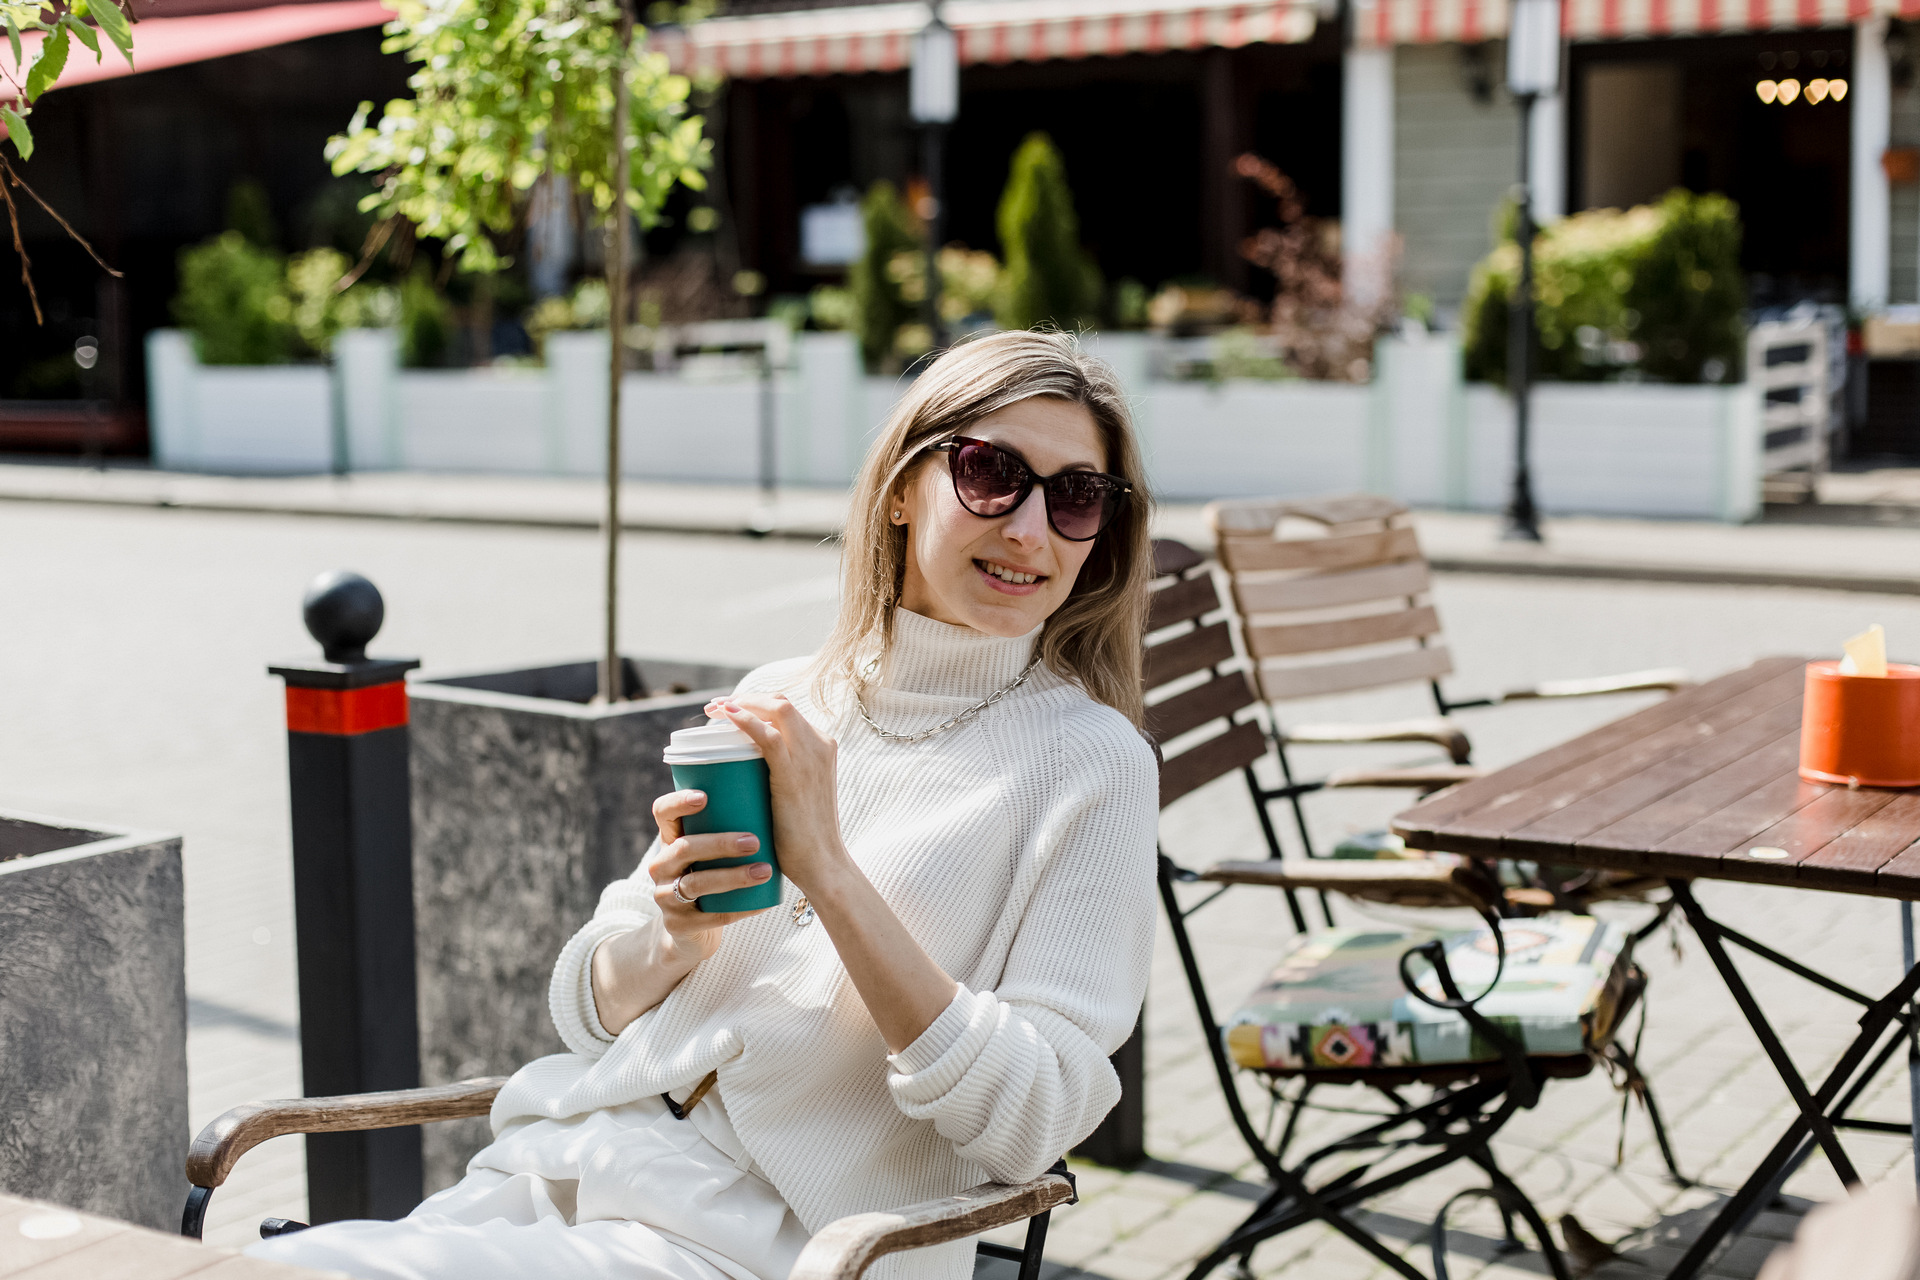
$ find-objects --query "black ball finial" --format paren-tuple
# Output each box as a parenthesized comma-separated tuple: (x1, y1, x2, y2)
(303, 570, 384, 665)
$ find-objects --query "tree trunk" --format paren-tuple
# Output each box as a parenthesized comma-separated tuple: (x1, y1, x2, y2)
(600, 3, 636, 705)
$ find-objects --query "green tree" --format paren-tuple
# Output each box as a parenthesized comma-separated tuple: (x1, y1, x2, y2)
(0, 0, 136, 320)
(327, 0, 712, 701)
(325, 0, 709, 274)
(994, 133, 1101, 333)
(848, 181, 921, 370)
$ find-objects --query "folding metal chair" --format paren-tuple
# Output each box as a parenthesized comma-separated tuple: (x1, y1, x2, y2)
(1203, 495, 1691, 914)
(1145, 538, 1685, 1280)
(180, 1079, 1074, 1280)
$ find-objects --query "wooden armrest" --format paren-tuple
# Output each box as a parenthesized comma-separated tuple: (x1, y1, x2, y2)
(1501, 667, 1691, 702)
(790, 1174, 1077, 1280)
(186, 1076, 508, 1189)
(1198, 858, 1501, 914)
(1282, 718, 1471, 765)
(1325, 764, 1481, 793)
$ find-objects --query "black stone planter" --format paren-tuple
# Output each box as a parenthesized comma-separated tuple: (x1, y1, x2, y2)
(0, 810, 187, 1229)
(407, 657, 750, 1190)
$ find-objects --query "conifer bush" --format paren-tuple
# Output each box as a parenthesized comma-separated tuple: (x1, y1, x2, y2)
(994, 133, 1102, 333)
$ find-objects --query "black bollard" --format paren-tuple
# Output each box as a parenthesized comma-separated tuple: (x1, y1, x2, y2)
(268, 570, 423, 1222)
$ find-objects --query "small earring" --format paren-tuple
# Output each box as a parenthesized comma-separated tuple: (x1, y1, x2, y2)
(892, 510, 904, 522)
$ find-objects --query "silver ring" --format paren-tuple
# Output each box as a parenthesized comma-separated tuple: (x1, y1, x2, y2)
(671, 877, 698, 905)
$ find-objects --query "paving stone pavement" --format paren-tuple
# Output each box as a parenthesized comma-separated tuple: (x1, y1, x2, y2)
(4, 500, 1920, 1275)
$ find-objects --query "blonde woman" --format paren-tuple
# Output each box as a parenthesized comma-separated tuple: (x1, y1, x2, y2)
(251, 330, 1160, 1280)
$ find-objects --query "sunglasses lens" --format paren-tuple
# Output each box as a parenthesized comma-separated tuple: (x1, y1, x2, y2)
(1046, 473, 1119, 540)
(951, 442, 1027, 515)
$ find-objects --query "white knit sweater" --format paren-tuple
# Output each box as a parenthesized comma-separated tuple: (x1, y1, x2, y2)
(489, 609, 1159, 1280)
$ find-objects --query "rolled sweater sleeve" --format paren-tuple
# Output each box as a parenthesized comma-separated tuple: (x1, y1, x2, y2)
(884, 720, 1159, 1184)
(548, 841, 664, 1057)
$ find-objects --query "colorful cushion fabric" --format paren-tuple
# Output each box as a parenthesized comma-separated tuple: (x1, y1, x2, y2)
(1224, 914, 1630, 1072)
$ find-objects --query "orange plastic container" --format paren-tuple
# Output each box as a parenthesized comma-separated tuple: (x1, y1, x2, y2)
(1799, 660, 1920, 788)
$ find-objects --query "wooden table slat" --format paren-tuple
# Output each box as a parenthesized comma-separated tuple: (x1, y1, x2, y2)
(1578, 733, 1803, 863)
(1649, 771, 1828, 861)
(1513, 695, 1808, 849)
(0, 1208, 127, 1279)
(1798, 794, 1920, 890)
(1396, 655, 1807, 833)
(1436, 664, 1809, 844)
(1873, 838, 1920, 894)
(12, 1226, 230, 1280)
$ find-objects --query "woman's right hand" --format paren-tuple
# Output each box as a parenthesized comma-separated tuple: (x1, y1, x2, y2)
(645, 788, 776, 964)
(590, 789, 775, 1035)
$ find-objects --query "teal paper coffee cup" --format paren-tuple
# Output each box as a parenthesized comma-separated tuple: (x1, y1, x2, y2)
(664, 717, 781, 913)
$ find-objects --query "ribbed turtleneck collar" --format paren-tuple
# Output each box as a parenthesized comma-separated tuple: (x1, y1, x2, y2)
(873, 608, 1041, 702)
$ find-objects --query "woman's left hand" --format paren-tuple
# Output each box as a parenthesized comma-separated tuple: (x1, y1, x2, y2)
(707, 693, 847, 896)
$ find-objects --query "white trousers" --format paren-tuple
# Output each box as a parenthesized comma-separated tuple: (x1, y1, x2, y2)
(246, 1091, 810, 1280)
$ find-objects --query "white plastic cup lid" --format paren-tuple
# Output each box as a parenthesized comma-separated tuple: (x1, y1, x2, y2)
(663, 716, 764, 765)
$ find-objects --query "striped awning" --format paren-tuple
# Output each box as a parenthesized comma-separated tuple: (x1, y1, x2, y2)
(1353, 0, 1876, 43)
(651, 0, 1319, 78)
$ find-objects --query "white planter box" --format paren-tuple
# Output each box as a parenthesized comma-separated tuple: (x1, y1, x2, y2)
(1141, 381, 1372, 500)
(146, 329, 335, 473)
(399, 369, 550, 473)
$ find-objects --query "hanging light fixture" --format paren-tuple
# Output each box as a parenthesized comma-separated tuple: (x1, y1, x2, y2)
(1757, 79, 1778, 102)
(1831, 77, 1850, 101)
(1807, 77, 1830, 102)
(1778, 76, 1802, 102)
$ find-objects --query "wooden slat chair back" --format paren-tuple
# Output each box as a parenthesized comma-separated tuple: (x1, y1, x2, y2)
(1208, 493, 1452, 706)
(1144, 538, 1472, 919)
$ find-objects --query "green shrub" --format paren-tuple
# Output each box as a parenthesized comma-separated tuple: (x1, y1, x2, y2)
(399, 269, 451, 368)
(848, 181, 922, 371)
(994, 133, 1101, 333)
(173, 231, 293, 365)
(286, 248, 401, 357)
(1463, 189, 1745, 385)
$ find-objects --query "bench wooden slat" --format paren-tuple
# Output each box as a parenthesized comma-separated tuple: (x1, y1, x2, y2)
(1245, 605, 1441, 660)
(1218, 526, 1421, 574)
(1146, 672, 1258, 744)
(1257, 644, 1453, 701)
(1160, 720, 1267, 807)
(1232, 559, 1431, 616)
(1148, 574, 1220, 632)
(1144, 621, 1235, 688)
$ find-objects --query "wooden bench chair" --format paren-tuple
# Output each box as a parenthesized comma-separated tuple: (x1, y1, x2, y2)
(1145, 536, 1686, 1267)
(180, 1081, 1074, 1280)
(1204, 495, 1690, 911)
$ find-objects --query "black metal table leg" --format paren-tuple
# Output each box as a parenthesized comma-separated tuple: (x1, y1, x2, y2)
(1664, 880, 1920, 1280)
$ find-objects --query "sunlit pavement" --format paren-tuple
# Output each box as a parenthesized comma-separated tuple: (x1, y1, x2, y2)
(5, 497, 1920, 1275)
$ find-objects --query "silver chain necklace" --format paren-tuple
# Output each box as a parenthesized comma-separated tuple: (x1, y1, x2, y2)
(854, 656, 1042, 744)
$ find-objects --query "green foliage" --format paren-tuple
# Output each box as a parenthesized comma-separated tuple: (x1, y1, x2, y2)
(1463, 189, 1746, 385)
(399, 269, 451, 367)
(994, 132, 1101, 333)
(807, 285, 857, 332)
(325, 0, 712, 274)
(173, 232, 293, 365)
(226, 179, 278, 248)
(847, 181, 921, 370)
(1, 0, 134, 160)
(1111, 278, 1149, 330)
(286, 247, 401, 356)
(523, 277, 610, 353)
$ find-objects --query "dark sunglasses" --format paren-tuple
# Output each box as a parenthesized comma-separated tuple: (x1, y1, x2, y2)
(926, 436, 1132, 542)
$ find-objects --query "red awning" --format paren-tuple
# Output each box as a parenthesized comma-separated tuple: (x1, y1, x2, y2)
(1353, 0, 1877, 44)
(3, 0, 391, 100)
(650, 0, 1320, 79)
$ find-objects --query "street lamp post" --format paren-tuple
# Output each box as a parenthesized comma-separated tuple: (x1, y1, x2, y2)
(1503, 0, 1560, 543)
(911, 7, 958, 349)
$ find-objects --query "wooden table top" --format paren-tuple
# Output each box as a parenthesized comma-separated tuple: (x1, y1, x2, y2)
(1392, 656, 1920, 900)
(0, 1193, 336, 1279)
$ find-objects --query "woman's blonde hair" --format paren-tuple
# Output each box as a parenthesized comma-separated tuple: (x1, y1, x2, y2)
(814, 329, 1154, 726)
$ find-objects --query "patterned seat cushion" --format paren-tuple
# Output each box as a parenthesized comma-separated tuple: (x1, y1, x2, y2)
(1224, 914, 1631, 1072)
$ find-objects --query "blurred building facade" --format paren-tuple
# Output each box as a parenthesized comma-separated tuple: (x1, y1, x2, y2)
(3, 0, 1917, 457)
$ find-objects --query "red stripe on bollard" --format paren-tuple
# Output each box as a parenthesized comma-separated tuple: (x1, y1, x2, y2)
(286, 681, 410, 735)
